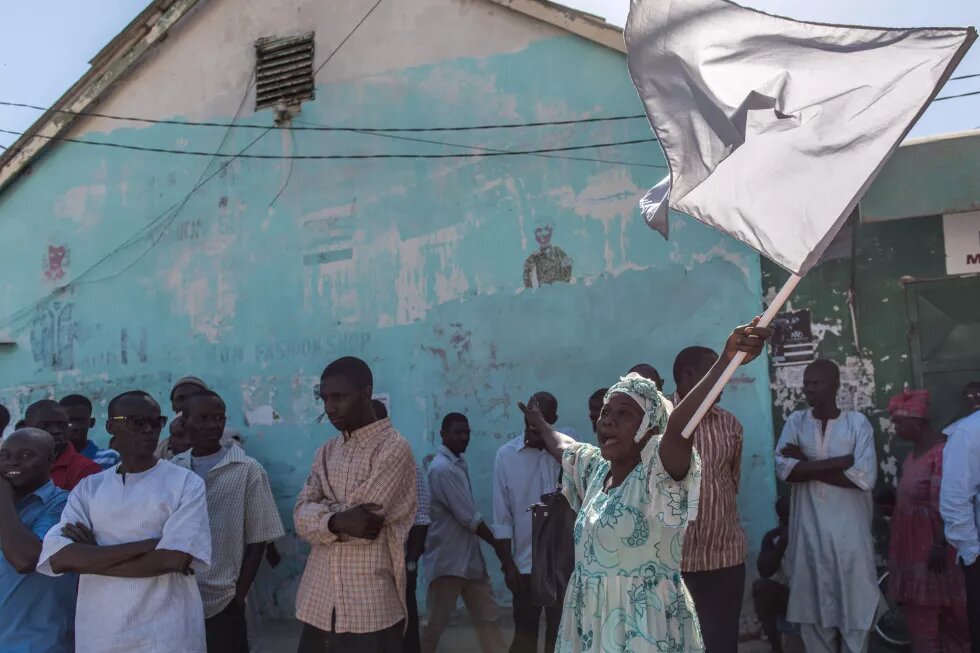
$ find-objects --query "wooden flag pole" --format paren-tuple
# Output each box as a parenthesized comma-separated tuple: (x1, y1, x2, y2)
(680, 273, 803, 439)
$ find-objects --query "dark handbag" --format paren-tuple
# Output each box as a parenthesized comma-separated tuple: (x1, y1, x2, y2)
(529, 470, 576, 608)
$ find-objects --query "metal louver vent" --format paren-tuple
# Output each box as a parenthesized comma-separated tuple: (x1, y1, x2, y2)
(255, 33, 315, 111)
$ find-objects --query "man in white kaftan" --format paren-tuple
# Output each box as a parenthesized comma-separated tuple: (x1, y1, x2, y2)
(775, 360, 879, 653)
(37, 391, 212, 653)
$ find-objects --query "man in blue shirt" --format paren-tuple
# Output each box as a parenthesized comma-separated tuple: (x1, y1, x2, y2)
(422, 412, 509, 653)
(0, 428, 76, 652)
(940, 381, 980, 653)
(60, 394, 121, 470)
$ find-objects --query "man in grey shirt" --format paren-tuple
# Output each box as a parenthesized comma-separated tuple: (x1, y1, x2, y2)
(421, 413, 508, 653)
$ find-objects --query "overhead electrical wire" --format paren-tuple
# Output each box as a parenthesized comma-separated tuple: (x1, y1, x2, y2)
(77, 80, 266, 287)
(0, 70, 974, 137)
(2, 83, 976, 145)
(313, 0, 385, 77)
(0, 127, 659, 160)
(294, 119, 667, 168)
(932, 88, 980, 102)
(0, 100, 648, 132)
(0, 70, 971, 158)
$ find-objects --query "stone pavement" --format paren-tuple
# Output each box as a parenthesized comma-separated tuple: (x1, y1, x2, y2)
(257, 616, 513, 652)
(254, 617, 786, 652)
(256, 617, 507, 652)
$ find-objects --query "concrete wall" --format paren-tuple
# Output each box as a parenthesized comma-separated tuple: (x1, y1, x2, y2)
(0, 0, 776, 619)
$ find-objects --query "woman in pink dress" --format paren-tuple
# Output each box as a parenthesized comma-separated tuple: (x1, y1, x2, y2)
(887, 389, 969, 653)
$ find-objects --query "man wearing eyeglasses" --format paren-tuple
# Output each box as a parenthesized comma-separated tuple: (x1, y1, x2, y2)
(37, 390, 212, 653)
(24, 400, 100, 491)
(173, 390, 284, 653)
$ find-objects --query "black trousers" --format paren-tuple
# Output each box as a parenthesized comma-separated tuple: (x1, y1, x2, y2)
(297, 620, 404, 653)
(965, 560, 980, 653)
(511, 574, 562, 653)
(205, 600, 249, 653)
(682, 563, 746, 653)
(404, 570, 421, 653)
(751, 578, 789, 653)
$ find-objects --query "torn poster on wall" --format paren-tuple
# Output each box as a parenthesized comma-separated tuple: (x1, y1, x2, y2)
(770, 309, 816, 366)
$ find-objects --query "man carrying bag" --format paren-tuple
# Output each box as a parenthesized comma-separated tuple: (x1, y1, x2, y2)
(493, 392, 573, 653)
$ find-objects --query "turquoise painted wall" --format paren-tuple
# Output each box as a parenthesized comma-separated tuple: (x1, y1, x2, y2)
(0, 37, 775, 618)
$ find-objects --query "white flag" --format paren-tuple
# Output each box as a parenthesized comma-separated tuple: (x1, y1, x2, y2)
(626, 0, 975, 274)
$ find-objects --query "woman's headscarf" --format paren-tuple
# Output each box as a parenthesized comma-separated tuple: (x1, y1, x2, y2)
(604, 372, 673, 442)
(887, 388, 929, 419)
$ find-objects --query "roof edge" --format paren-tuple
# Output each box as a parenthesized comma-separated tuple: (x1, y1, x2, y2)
(0, 0, 204, 193)
(482, 0, 625, 53)
(900, 127, 980, 148)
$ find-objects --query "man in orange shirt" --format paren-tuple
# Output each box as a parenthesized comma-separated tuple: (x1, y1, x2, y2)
(25, 400, 100, 491)
(294, 357, 416, 653)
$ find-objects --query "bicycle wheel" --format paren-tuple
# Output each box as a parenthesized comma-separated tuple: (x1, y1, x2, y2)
(874, 571, 910, 648)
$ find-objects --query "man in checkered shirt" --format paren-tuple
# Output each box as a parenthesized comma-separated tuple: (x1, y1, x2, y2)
(172, 390, 285, 653)
(294, 357, 417, 653)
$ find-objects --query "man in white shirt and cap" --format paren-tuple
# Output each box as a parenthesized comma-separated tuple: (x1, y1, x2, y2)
(493, 391, 567, 653)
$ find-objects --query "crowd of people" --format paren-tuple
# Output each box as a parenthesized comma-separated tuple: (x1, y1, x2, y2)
(755, 376, 980, 653)
(0, 318, 977, 653)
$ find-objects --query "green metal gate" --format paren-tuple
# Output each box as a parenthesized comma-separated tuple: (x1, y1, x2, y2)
(905, 275, 980, 429)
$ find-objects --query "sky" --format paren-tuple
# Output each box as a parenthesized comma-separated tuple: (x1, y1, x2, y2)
(567, 0, 979, 137)
(0, 0, 977, 150)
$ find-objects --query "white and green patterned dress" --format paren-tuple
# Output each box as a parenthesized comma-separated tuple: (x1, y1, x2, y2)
(556, 438, 703, 653)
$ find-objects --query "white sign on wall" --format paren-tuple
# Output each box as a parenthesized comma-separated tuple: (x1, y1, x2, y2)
(943, 210, 980, 275)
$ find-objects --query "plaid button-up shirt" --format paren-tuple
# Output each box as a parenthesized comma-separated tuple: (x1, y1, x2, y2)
(294, 418, 417, 634)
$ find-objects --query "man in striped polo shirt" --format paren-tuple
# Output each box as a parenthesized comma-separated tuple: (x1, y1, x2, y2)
(173, 390, 284, 653)
(673, 346, 747, 653)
